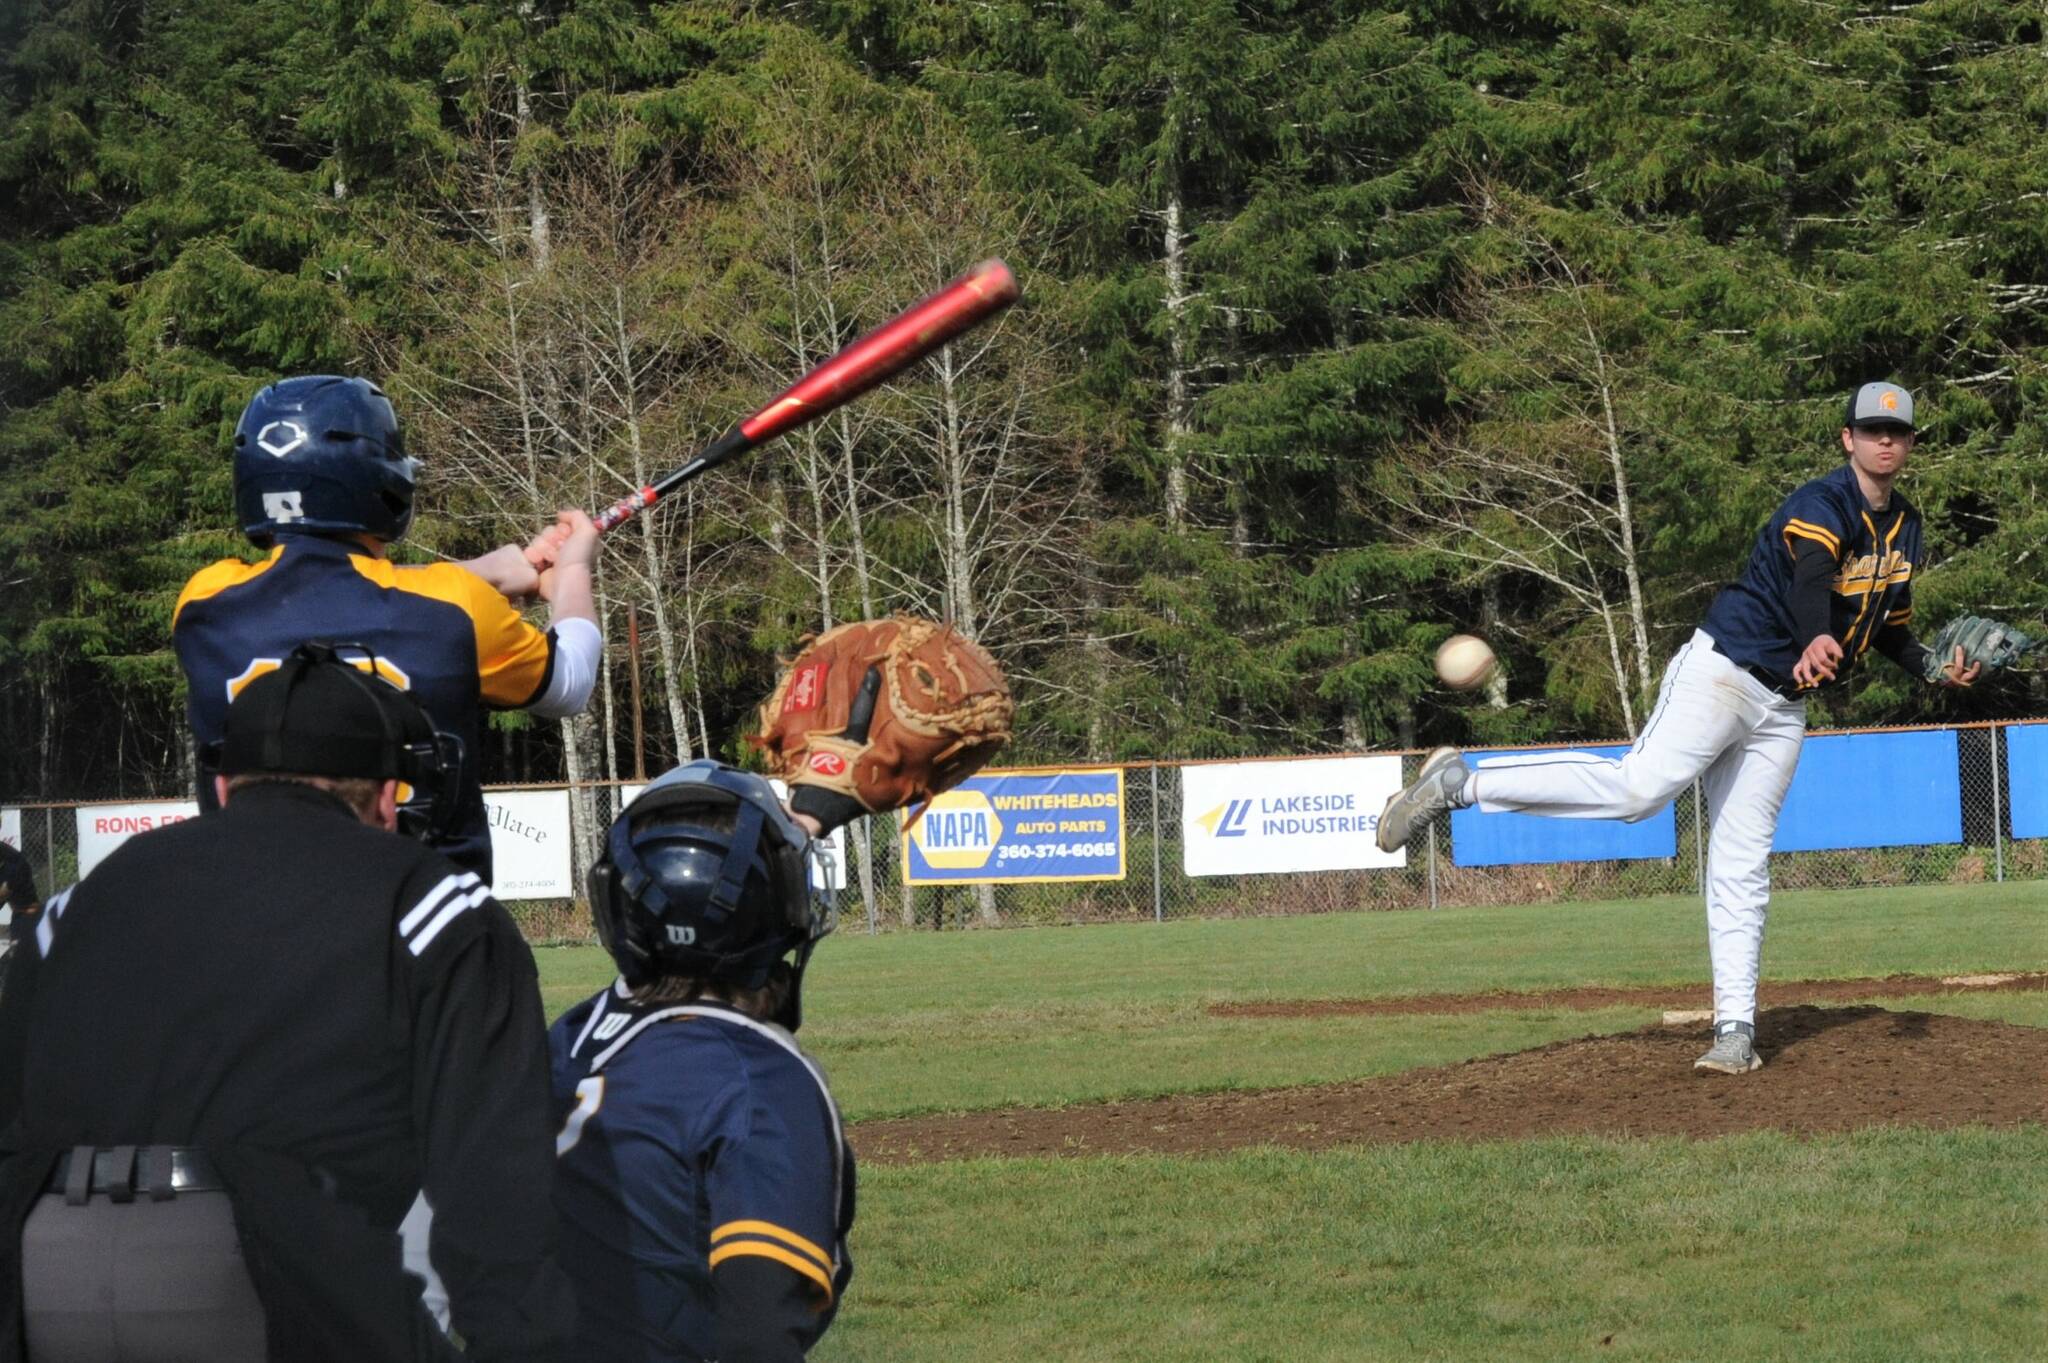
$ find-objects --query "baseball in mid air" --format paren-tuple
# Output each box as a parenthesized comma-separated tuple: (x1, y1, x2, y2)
(1435, 634, 1498, 691)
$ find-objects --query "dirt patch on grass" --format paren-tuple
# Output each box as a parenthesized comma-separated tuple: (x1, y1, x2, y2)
(1207, 972, 2048, 1019)
(852, 1006, 2048, 1164)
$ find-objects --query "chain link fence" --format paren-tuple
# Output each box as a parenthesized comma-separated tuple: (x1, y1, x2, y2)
(799, 722, 2039, 934)
(6, 722, 2042, 944)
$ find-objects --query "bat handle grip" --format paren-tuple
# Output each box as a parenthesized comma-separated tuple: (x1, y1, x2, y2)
(593, 487, 657, 534)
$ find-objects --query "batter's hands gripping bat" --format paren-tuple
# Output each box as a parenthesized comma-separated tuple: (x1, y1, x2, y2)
(592, 258, 1021, 534)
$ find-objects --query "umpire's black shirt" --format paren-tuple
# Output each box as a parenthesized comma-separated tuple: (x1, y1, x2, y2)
(0, 781, 575, 1362)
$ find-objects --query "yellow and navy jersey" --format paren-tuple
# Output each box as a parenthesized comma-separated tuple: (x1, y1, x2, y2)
(1701, 463, 1923, 686)
(549, 986, 855, 1363)
(172, 534, 557, 880)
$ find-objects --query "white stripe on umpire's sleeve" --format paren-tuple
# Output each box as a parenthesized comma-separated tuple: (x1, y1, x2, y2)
(407, 885, 493, 956)
(398, 1191, 453, 1336)
(35, 887, 73, 959)
(398, 873, 481, 938)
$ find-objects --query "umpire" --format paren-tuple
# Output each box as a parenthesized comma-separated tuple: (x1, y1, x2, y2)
(0, 644, 574, 1362)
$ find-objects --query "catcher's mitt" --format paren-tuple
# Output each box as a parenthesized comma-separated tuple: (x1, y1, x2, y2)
(754, 615, 1014, 832)
(1919, 615, 2041, 684)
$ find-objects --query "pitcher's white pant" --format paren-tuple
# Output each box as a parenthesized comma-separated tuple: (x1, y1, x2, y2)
(1467, 630, 1807, 1026)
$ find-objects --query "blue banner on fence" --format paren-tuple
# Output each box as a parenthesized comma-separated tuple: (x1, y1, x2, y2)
(1450, 746, 1678, 867)
(2009, 725, 2048, 840)
(1772, 730, 1961, 852)
(902, 768, 1126, 884)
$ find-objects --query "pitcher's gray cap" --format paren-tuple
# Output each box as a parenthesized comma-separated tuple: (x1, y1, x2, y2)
(1845, 382, 1915, 431)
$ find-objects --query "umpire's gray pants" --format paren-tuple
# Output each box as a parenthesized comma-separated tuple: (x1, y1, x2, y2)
(22, 1190, 267, 1362)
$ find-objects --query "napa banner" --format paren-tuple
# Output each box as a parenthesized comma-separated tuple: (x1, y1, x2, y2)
(902, 768, 1126, 885)
(1181, 756, 1408, 876)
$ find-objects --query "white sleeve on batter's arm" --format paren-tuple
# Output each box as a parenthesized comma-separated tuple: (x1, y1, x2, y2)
(529, 617, 602, 719)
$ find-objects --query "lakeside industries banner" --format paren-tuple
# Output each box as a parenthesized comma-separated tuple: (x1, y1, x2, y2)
(1181, 756, 1408, 876)
(902, 768, 1125, 885)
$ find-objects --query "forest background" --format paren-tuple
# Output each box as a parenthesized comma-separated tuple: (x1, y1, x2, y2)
(7, 0, 2048, 805)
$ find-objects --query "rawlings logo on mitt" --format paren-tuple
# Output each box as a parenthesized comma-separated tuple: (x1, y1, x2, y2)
(754, 615, 1015, 833)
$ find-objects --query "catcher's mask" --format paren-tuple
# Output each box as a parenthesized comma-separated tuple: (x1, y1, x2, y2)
(233, 375, 418, 545)
(589, 760, 834, 1030)
(208, 641, 463, 841)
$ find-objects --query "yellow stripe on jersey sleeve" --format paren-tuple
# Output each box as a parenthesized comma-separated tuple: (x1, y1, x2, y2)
(1782, 518, 1841, 558)
(711, 1220, 834, 1276)
(1886, 607, 1912, 625)
(172, 548, 286, 627)
(708, 1241, 835, 1302)
(349, 557, 554, 707)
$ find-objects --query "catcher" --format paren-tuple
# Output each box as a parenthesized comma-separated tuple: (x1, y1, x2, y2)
(544, 607, 1016, 1363)
(1379, 382, 2033, 1076)
(752, 615, 1014, 838)
(549, 762, 850, 1363)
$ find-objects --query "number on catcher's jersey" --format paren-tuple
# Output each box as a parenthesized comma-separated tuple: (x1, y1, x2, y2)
(556, 1076, 605, 1156)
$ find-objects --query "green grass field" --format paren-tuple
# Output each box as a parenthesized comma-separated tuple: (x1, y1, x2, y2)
(535, 883, 2048, 1361)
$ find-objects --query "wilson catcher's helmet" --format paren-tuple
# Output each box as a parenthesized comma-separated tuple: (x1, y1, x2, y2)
(588, 761, 834, 1028)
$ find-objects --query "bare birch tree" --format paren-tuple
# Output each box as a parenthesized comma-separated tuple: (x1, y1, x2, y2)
(1378, 198, 1661, 734)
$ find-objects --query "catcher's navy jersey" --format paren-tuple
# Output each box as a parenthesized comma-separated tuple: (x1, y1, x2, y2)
(173, 535, 556, 880)
(1700, 462, 1921, 687)
(549, 987, 855, 1363)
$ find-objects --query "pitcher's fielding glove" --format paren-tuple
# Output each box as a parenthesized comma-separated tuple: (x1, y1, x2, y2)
(1920, 615, 2040, 685)
(753, 615, 1015, 833)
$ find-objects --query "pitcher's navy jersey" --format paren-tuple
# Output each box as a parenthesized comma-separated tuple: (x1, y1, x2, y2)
(173, 535, 557, 880)
(1700, 462, 1922, 687)
(549, 986, 855, 1363)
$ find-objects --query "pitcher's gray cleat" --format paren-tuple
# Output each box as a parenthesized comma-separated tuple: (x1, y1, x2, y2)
(1694, 1022, 1763, 1075)
(1374, 747, 1470, 854)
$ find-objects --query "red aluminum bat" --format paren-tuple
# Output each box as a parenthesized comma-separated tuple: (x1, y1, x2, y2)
(593, 258, 1020, 533)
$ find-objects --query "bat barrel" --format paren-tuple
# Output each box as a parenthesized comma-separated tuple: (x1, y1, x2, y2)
(594, 259, 1020, 535)
(739, 259, 1018, 444)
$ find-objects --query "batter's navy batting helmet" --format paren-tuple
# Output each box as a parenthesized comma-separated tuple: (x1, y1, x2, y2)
(589, 761, 833, 1025)
(233, 376, 418, 544)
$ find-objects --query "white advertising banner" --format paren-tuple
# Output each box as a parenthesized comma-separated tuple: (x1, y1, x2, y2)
(613, 779, 847, 893)
(1181, 756, 1408, 877)
(76, 801, 201, 878)
(486, 789, 574, 900)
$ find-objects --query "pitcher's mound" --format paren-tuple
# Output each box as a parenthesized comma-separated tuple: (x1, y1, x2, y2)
(853, 1005, 2048, 1164)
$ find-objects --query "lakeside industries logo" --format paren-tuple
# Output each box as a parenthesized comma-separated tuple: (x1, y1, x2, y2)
(1194, 792, 1377, 839)
(1196, 800, 1253, 838)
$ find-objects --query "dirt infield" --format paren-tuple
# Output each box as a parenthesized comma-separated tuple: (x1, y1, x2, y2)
(1206, 971, 2048, 1019)
(852, 1005, 2048, 1164)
